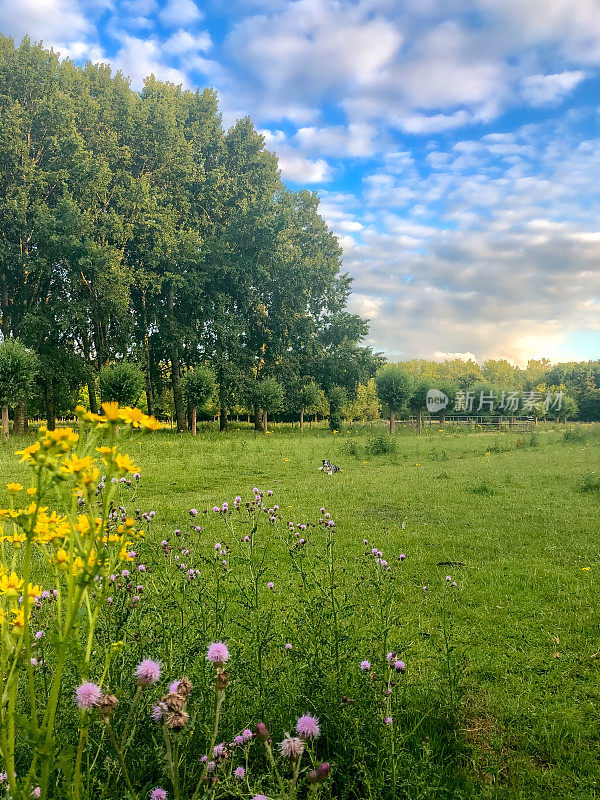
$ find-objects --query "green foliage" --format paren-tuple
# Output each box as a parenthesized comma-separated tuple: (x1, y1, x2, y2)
(182, 366, 215, 409)
(0, 339, 37, 407)
(99, 362, 145, 406)
(367, 430, 398, 456)
(253, 377, 284, 413)
(376, 365, 412, 414)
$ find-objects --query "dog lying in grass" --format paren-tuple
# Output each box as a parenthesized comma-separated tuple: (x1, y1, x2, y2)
(319, 459, 341, 475)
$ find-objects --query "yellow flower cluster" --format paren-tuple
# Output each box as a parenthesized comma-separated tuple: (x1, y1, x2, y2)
(77, 402, 163, 430)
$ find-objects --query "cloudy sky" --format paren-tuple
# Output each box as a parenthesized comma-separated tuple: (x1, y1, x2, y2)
(3, 0, 600, 365)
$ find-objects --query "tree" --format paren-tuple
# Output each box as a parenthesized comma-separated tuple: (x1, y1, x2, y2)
(292, 381, 320, 432)
(327, 384, 347, 431)
(346, 378, 380, 422)
(182, 367, 215, 435)
(408, 379, 430, 433)
(376, 366, 412, 433)
(100, 362, 145, 407)
(560, 394, 578, 422)
(253, 377, 283, 434)
(0, 339, 37, 439)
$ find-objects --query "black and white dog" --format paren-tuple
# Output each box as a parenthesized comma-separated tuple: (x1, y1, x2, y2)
(319, 459, 341, 475)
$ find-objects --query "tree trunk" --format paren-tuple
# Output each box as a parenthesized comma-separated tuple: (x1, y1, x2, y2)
(191, 406, 197, 436)
(13, 400, 26, 434)
(44, 384, 55, 431)
(167, 284, 185, 432)
(219, 402, 228, 432)
(263, 410, 268, 434)
(440, 411, 446, 424)
(417, 410, 422, 433)
(87, 381, 98, 415)
(300, 407, 304, 433)
(2, 406, 8, 440)
(254, 404, 263, 432)
(141, 292, 155, 417)
(389, 410, 395, 434)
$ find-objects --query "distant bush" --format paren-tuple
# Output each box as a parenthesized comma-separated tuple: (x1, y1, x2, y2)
(578, 472, 600, 493)
(367, 431, 398, 456)
(100, 361, 145, 406)
(562, 427, 587, 443)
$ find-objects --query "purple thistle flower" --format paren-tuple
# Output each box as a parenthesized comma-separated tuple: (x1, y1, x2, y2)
(150, 789, 168, 800)
(399, 553, 406, 560)
(31, 789, 41, 798)
(451, 581, 457, 587)
(267, 581, 274, 590)
(285, 643, 292, 650)
(206, 642, 229, 664)
(35, 630, 44, 640)
(75, 683, 101, 709)
(136, 659, 161, 686)
(242, 728, 253, 742)
(206, 761, 216, 773)
(296, 714, 320, 739)
(213, 743, 226, 758)
(168, 680, 180, 694)
(360, 660, 371, 671)
(151, 703, 166, 721)
(384, 716, 393, 725)
(446, 575, 451, 582)
(394, 660, 406, 673)
(234, 766, 245, 779)
(189, 509, 198, 517)
(251, 796, 269, 800)
(212, 506, 220, 513)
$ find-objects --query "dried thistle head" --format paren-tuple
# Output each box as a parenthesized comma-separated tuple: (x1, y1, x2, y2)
(176, 677, 193, 698)
(163, 693, 185, 712)
(167, 710, 189, 730)
(216, 671, 228, 691)
(98, 694, 118, 721)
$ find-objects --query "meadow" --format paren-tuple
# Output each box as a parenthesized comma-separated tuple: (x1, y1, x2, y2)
(0, 420, 598, 800)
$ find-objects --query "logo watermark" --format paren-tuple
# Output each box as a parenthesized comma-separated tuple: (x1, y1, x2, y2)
(426, 389, 564, 414)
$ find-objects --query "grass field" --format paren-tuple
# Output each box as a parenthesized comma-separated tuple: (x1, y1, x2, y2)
(1, 422, 599, 799)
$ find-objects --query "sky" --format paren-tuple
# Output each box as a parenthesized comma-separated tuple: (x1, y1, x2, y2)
(2, 0, 600, 366)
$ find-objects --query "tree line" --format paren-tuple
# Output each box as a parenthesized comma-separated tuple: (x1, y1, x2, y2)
(0, 36, 382, 434)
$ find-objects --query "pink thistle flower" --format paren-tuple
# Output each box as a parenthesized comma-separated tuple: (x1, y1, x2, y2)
(242, 728, 253, 742)
(394, 660, 406, 673)
(136, 659, 161, 686)
(251, 796, 269, 800)
(151, 703, 166, 722)
(267, 581, 274, 590)
(384, 716, 393, 725)
(296, 714, 320, 739)
(285, 643, 292, 651)
(234, 766, 245, 779)
(31, 788, 41, 798)
(75, 682, 101, 709)
(168, 680, 180, 694)
(360, 660, 371, 671)
(206, 642, 229, 665)
(150, 789, 168, 800)
(279, 735, 304, 759)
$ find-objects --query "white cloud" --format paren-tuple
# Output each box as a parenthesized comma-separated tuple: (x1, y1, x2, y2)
(111, 34, 189, 88)
(163, 29, 212, 54)
(521, 71, 585, 106)
(0, 0, 90, 43)
(158, 0, 202, 27)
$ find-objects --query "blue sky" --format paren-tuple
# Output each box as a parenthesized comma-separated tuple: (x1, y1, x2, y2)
(2, 0, 600, 365)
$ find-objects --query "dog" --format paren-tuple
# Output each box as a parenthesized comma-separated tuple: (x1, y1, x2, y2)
(319, 459, 341, 475)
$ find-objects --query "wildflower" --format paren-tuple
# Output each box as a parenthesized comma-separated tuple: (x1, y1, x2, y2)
(256, 722, 269, 740)
(136, 659, 161, 686)
(6, 483, 23, 493)
(206, 761, 216, 773)
(360, 660, 371, 671)
(98, 694, 119, 720)
(206, 642, 229, 665)
(212, 506, 220, 513)
(279, 735, 304, 759)
(399, 553, 406, 560)
(234, 767, 245, 779)
(285, 643, 292, 651)
(317, 762, 331, 779)
(384, 716, 393, 725)
(242, 728, 253, 742)
(267, 581, 274, 590)
(150, 789, 168, 800)
(35, 630, 44, 640)
(213, 743, 226, 758)
(166, 711, 189, 730)
(190, 508, 198, 517)
(393, 660, 406, 673)
(76, 683, 102, 709)
(445, 576, 451, 582)
(152, 703, 166, 722)
(386, 652, 394, 661)
(115, 453, 139, 474)
(251, 796, 268, 800)
(31, 788, 41, 798)
(296, 714, 320, 739)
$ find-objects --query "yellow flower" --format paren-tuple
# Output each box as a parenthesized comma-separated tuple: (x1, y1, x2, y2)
(15, 442, 41, 463)
(26, 487, 37, 496)
(120, 406, 145, 427)
(582, 566, 591, 571)
(141, 416, 163, 431)
(27, 583, 42, 599)
(96, 446, 115, 455)
(55, 549, 69, 566)
(114, 453, 138, 474)
(0, 572, 24, 597)
(6, 483, 23, 493)
(61, 455, 94, 474)
(102, 402, 121, 421)
(283, 458, 290, 462)
(11, 607, 25, 631)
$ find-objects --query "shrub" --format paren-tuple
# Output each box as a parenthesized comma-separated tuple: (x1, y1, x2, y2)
(367, 431, 398, 456)
(100, 361, 145, 407)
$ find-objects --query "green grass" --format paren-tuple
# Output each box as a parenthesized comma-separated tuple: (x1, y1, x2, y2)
(1, 422, 599, 798)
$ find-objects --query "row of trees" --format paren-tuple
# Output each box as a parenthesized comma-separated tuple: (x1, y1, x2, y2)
(0, 36, 382, 433)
